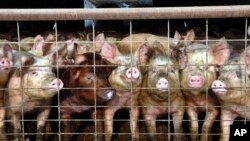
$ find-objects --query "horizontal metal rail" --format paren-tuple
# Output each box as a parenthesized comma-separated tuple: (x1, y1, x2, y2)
(0, 5, 249, 21)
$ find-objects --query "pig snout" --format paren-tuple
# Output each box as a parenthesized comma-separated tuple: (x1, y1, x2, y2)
(125, 67, 140, 80)
(0, 58, 12, 71)
(187, 75, 204, 88)
(156, 78, 168, 91)
(102, 89, 116, 101)
(211, 80, 227, 95)
(48, 78, 64, 90)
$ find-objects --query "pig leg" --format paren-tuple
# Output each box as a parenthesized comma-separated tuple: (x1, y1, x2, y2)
(0, 91, 6, 140)
(130, 106, 139, 141)
(104, 108, 117, 141)
(186, 107, 199, 141)
(142, 109, 157, 141)
(200, 108, 218, 141)
(60, 114, 72, 141)
(0, 91, 5, 128)
(11, 112, 23, 141)
(172, 108, 185, 141)
(91, 109, 104, 141)
(219, 109, 235, 141)
(36, 107, 51, 141)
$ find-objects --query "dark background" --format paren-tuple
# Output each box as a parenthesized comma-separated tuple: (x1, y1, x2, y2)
(0, 0, 249, 8)
(0, 0, 249, 35)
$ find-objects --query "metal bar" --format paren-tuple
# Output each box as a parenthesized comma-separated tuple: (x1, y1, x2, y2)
(0, 5, 250, 21)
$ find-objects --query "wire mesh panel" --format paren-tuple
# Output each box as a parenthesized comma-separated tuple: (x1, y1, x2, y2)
(0, 6, 249, 141)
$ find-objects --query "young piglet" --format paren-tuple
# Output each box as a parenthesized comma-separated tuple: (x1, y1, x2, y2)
(0, 44, 13, 139)
(139, 55, 185, 141)
(177, 39, 230, 141)
(6, 51, 64, 141)
(211, 48, 250, 141)
(60, 53, 116, 141)
(97, 33, 151, 141)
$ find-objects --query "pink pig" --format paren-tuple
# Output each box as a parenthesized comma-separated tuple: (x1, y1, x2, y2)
(177, 39, 230, 141)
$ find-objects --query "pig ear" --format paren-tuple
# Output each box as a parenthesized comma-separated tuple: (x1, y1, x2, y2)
(209, 38, 230, 65)
(32, 35, 44, 50)
(3, 44, 13, 60)
(240, 46, 250, 75)
(173, 30, 181, 46)
(65, 39, 76, 59)
(151, 40, 165, 55)
(95, 33, 105, 52)
(70, 69, 81, 80)
(134, 43, 149, 65)
(49, 45, 68, 64)
(185, 29, 195, 42)
(73, 55, 87, 65)
(171, 47, 188, 70)
(174, 30, 181, 40)
(42, 34, 55, 56)
(20, 55, 35, 67)
(248, 25, 250, 37)
(87, 33, 94, 41)
(57, 45, 68, 57)
(97, 34, 118, 64)
(70, 55, 87, 79)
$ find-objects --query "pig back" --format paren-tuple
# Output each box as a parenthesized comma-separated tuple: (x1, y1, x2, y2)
(118, 33, 172, 55)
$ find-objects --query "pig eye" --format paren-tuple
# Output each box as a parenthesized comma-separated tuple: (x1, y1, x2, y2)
(169, 69, 175, 73)
(167, 66, 175, 73)
(151, 68, 157, 73)
(236, 71, 241, 78)
(30, 71, 39, 77)
(200, 65, 209, 70)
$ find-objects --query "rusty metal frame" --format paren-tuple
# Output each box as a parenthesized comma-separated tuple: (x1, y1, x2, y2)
(0, 5, 249, 21)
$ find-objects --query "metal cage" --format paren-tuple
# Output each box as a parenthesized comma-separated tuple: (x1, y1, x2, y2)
(0, 5, 249, 141)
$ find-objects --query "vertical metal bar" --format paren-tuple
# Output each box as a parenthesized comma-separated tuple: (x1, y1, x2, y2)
(92, 20, 97, 141)
(54, 21, 61, 141)
(129, 19, 133, 141)
(205, 18, 209, 141)
(244, 18, 248, 125)
(167, 19, 171, 141)
(17, 20, 25, 140)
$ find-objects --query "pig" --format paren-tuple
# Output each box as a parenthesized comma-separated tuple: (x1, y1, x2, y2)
(120, 30, 194, 54)
(97, 33, 152, 141)
(211, 49, 250, 141)
(6, 50, 64, 141)
(59, 52, 116, 141)
(239, 46, 250, 75)
(0, 43, 13, 139)
(177, 39, 230, 141)
(139, 55, 185, 141)
(107, 29, 194, 56)
(73, 33, 120, 56)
